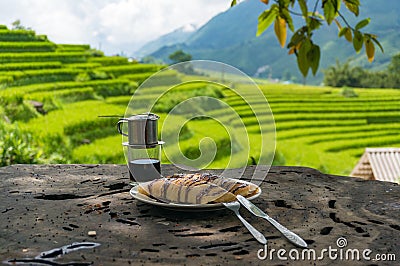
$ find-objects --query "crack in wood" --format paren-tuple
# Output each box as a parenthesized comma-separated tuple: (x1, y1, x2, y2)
(104, 182, 128, 190)
(96, 188, 130, 198)
(34, 194, 93, 200)
(1, 207, 14, 213)
(115, 218, 140, 226)
(198, 242, 238, 250)
(219, 225, 242, 233)
(174, 232, 214, 237)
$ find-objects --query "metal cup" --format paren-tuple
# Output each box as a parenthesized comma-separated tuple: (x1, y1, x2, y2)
(117, 113, 159, 146)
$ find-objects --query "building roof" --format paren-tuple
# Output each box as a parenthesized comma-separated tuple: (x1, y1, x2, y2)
(351, 148, 400, 184)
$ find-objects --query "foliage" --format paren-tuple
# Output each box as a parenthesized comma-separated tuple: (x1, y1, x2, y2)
(64, 116, 118, 146)
(323, 60, 362, 87)
(184, 137, 233, 161)
(119, 69, 181, 85)
(75, 70, 111, 82)
(168, 50, 192, 63)
(88, 56, 129, 66)
(38, 134, 73, 164)
(341, 87, 358, 98)
(119, 72, 154, 83)
(26, 87, 95, 104)
(231, 0, 383, 78)
(388, 53, 400, 73)
(11, 20, 30, 30)
(72, 135, 125, 164)
(87, 48, 104, 57)
(56, 44, 91, 52)
(248, 149, 285, 166)
(168, 50, 195, 74)
(0, 52, 89, 63)
(152, 84, 224, 114)
(0, 62, 62, 71)
(0, 121, 42, 166)
(2, 68, 82, 86)
(96, 64, 163, 77)
(0, 94, 40, 122)
(324, 54, 400, 88)
(0, 79, 137, 101)
(0, 42, 56, 52)
(141, 56, 164, 64)
(65, 63, 102, 70)
(0, 29, 43, 42)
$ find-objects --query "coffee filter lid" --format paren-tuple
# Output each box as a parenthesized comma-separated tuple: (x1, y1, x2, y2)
(128, 112, 159, 121)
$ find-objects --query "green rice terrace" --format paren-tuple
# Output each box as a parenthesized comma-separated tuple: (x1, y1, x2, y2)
(0, 26, 399, 176)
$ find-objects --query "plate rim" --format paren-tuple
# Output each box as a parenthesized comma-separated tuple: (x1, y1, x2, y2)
(129, 178, 262, 209)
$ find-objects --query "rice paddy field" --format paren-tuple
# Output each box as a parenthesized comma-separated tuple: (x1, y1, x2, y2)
(1, 27, 399, 176)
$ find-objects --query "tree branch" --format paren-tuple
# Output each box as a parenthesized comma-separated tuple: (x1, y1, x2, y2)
(313, 0, 320, 15)
(287, 8, 303, 17)
(337, 10, 354, 30)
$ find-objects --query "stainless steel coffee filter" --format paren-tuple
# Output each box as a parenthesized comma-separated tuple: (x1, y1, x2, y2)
(117, 113, 159, 146)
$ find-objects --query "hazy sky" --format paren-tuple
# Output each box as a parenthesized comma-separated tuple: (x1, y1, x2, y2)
(0, 0, 231, 56)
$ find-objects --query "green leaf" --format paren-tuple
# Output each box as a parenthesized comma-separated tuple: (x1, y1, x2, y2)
(338, 27, 352, 42)
(230, 0, 237, 7)
(323, 0, 340, 25)
(343, 0, 360, 16)
(371, 36, 384, 53)
(297, 39, 311, 77)
(338, 27, 348, 37)
(309, 17, 322, 31)
(345, 28, 353, 42)
(256, 5, 278, 36)
(307, 44, 321, 75)
(309, 12, 325, 20)
(298, 0, 308, 17)
(353, 30, 363, 53)
(281, 7, 294, 32)
(287, 27, 306, 48)
(355, 18, 370, 30)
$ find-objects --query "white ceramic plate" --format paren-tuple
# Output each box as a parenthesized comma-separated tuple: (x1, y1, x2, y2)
(129, 178, 262, 211)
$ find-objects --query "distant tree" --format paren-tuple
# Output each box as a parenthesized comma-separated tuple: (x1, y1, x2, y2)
(168, 50, 195, 74)
(231, 0, 383, 79)
(141, 56, 164, 64)
(386, 54, 400, 88)
(11, 19, 30, 30)
(168, 50, 192, 64)
(323, 60, 364, 87)
(388, 53, 400, 73)
(282, 69, 292, 81)
(324, 54, 400, 88)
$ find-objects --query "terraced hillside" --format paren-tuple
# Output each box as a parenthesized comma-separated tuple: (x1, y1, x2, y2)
(0, 26, 399, 177)
(0, 26, 169, 165)
(227, 85, 400, 175)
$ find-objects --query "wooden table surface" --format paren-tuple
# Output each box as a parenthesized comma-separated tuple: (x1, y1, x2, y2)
(0, 164, 399, 265)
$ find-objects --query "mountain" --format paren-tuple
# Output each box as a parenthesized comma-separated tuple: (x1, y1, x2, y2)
(134, 24, 197, 58)
(144, 0, 400, 84)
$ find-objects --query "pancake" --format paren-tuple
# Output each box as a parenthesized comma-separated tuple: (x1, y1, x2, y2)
(138, 173, 259, 204)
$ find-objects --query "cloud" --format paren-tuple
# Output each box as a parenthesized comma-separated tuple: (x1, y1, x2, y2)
(0, 0, 230, 55)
